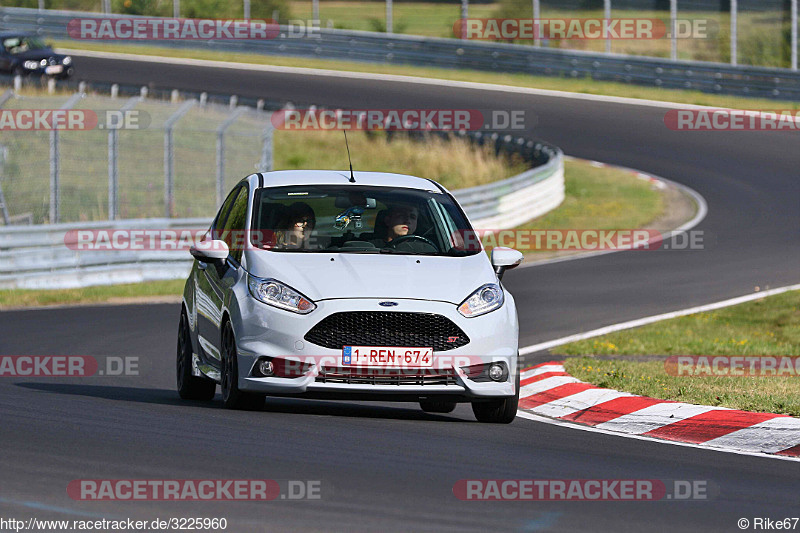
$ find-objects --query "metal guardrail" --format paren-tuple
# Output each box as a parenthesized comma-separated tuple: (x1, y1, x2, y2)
(0, 147, 565, 289)
(2, 7, 800, 100)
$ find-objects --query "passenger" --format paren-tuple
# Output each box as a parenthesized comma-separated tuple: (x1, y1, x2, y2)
(276, 202, 316, 249)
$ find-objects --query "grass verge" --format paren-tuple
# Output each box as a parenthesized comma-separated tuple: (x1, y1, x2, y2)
(55, 41, 800, 111)
(0, 279, 185, 309)
(560, 290, 800, 416)
(482, 158, 666, 258)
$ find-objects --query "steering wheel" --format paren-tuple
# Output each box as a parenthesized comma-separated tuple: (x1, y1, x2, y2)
(387, 234, 440, 253)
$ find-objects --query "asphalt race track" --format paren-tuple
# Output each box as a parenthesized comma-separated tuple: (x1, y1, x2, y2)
(0, 54, 798, 532)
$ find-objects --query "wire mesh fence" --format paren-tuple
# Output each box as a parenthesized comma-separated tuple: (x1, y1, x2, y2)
(0, 89, 273, 224)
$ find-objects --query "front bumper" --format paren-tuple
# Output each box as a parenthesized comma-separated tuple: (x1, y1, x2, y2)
(233, 296, 519, 400)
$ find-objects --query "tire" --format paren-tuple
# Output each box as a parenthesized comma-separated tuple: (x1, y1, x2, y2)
(176, 311, 216, 401)
(220, 321, 264, 410)
(471, 372, 519, 424)
(419, 399, 457, 414)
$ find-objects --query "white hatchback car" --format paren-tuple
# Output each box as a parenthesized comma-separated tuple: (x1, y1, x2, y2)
(177, 170, 524, 423)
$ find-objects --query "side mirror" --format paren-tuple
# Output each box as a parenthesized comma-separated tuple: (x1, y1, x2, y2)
(491, 247, 524, 281)
(190, 240, 229, 264)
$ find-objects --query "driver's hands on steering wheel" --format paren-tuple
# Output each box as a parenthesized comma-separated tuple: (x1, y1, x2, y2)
(387, 234, 440, 253)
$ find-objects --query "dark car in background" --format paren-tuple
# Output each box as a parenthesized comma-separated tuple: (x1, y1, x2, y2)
(0, 32, 73, 78)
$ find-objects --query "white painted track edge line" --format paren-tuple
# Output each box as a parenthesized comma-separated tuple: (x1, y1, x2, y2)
(56, 48, 798, 114)
(515, 410, 800, 463)
(519, 283, 800, 355)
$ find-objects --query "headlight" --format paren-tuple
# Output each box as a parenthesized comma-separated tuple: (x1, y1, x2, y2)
(247, 275, 316, 314)
(23, 60, 39, 70)
(62, 56, 72, 65)
(40, 59, 47, 67)
(457, 283, 504, 318)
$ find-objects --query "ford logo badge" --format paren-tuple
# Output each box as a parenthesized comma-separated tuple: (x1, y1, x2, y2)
(378, 301, 399, 307)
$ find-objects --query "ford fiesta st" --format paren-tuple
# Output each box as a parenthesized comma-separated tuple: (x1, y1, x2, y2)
(177, 170, 524, 423)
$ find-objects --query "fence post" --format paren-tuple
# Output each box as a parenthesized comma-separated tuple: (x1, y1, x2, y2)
(216, 106, 248, 208)
(313, 0, 319, 25)
(108, 96, 141, 221)
(163, 99, 197, 218)
(670, 0, 677, 61)
(50, 92, 83, 224)
(173, 0, 180, 18)
(730, 0, 737, 66)
(386, 0, 392, 34)
(0, 91, 11, 224)
(604, 0, 611, 54)
(259, 116, 274, 173)
(792, 0, 798, 71)
(0, 145, 8, 225)
(532, 0, 540, 47)
(244, 0, 251, 20)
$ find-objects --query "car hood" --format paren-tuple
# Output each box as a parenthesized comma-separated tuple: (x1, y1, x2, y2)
(244, 249, 496, 305)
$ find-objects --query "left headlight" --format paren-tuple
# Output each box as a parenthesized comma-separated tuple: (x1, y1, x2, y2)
(247, 275, 316, 314)
(457, 283, 504, 318)
(23, 60, 39, 70)
(62, 56, 72, 65)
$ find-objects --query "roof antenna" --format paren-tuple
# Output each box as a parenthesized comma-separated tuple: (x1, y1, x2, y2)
(343, 131, 356, 183)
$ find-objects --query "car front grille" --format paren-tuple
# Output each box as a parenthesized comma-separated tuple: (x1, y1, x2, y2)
(316, 367, 458, 386)
(304, 311, 470, 351)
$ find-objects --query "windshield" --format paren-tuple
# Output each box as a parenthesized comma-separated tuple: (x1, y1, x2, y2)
(250, 184, 480, 257)
(3, 36, 48, 55)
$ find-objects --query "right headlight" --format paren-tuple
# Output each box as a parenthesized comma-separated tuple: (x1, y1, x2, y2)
(457, 283, 504, 318)
(23, 60, 39, 70)
(247, 275, 316, 314)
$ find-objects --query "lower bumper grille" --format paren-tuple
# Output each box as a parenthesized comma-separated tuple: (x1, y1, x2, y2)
(316, 367, 458, 386)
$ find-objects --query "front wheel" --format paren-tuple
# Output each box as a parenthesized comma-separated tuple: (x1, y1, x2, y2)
(471, 373, 519, 424)
(176, 311, 216, 401)
(220, 321, 264, 410)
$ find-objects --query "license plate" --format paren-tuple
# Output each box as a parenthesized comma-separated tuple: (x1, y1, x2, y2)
(45, 65, 63, 74)
(342, 346, 433, 367)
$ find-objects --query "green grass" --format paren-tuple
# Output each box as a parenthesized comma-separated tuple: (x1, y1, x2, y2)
(482, 158, 665, 257)
(0, 279, 185, 308)
(54, 40, 800, 111)
(560, 290, 800, 416)
(525, 159, 663, 231)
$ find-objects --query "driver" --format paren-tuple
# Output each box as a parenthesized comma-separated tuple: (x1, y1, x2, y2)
(384, 204, 418, 242)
